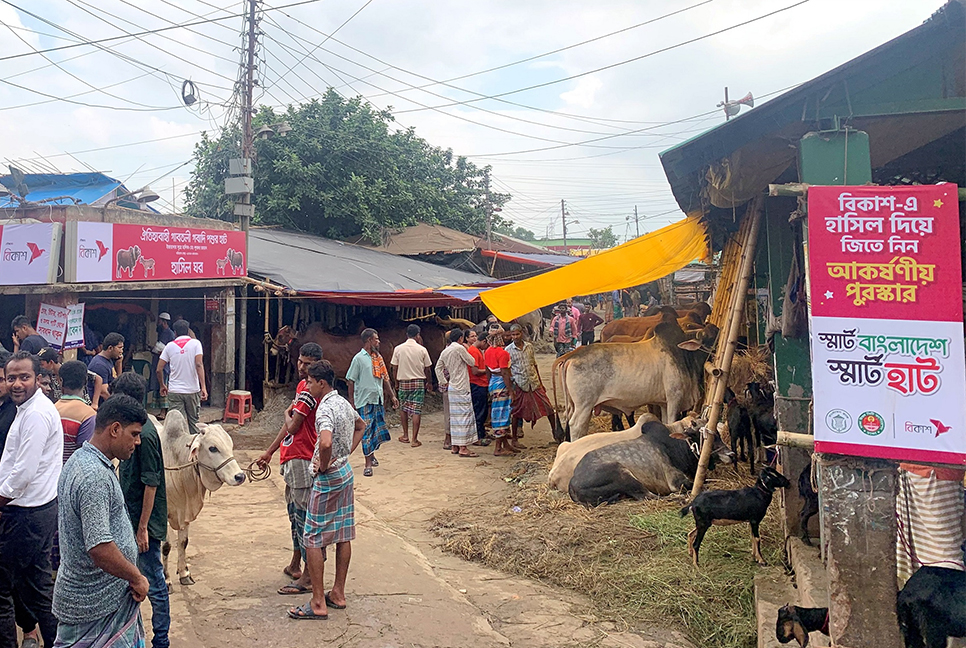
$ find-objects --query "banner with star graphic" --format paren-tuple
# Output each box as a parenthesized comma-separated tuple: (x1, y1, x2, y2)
(807, 184, 966, 465)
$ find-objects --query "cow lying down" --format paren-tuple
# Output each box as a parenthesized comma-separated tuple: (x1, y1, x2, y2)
(549, 413, 699, 492)
(568, 419, 734, 505)
(158, 410, 246, 585)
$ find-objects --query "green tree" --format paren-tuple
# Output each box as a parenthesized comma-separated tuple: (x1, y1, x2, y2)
(588, 226, 618, 249)
(183, 90, 511, 242)
(495, 224, 536, 241)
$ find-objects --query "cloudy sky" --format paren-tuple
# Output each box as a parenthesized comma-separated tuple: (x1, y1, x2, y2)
(0, 0, 938, 240)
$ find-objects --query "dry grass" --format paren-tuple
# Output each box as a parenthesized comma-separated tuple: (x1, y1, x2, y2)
(430, 428, 785, 648)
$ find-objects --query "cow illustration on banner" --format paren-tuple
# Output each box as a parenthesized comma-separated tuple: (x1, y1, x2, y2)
(67, 222, 246, 283)
(807, 184, 966, 465)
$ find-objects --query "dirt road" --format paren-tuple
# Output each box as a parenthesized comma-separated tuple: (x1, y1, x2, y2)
(157, 351, 694, 648)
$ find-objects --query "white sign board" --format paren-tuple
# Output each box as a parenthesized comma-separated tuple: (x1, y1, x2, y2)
(36, 303, 69, 349)
(64, 304, 85, 350)
(0, 223, 62, 285)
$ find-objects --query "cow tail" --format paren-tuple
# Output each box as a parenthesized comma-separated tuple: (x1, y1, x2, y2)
(679, 503, 693, 518)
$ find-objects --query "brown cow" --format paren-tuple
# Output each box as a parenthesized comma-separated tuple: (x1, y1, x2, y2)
(292, 321, 448, 381)
(225, 249, 244, 275)
(600, 307, 706, 343)
(116, 245, 141, 278)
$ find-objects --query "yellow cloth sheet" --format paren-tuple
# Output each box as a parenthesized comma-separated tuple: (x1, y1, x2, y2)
(481, 215, 709, 322)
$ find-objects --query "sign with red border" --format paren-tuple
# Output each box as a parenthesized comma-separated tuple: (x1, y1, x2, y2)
(807, 184, 966, 464)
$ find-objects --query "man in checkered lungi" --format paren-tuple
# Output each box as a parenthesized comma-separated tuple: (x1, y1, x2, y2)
(347, 329, 398, 478)
(289, 360, 365, 621)
(390, 324, 433, 448)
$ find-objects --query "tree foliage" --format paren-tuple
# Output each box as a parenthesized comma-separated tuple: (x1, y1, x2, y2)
(495, 224, 536, 241)
(588, 226, 618, 249)
(183, 90, 511, 242)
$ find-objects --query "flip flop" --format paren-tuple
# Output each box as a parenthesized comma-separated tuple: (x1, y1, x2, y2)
(410, 440, 422, 448)
(472, 439, 491, 447)
(459, 451, 479, 458)
(363, 467, 373, 477)
(442, 443, 452, 450)
(288, 603, 328, 620)
(398, 437, 410, 443)
(282, 566, 301, 580)
(325, 592, 347, 609)
(278, 583, 312, 595)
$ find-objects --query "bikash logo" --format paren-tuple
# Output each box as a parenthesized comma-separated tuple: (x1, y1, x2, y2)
(0, 223, 55, 285)
(73, 222, 113, 283)
(904, 420, 953, 438)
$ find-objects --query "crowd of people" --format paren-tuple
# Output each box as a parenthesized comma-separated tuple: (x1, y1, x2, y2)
(0, 312, 207, 648)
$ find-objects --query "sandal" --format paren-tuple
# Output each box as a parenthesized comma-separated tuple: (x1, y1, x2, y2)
(363, 467, 373, 477)
(442, 443, 452, 450)
(472, 439, 491, 447)
(325, 592, 347, 609)
(278, 583, 312, 595)
(459, 451, 479, 458)
(370, 456, 379, 467)
(282, 566, 301, 580)
(288, 603, 328, 620)
(398, 436, 410, 443)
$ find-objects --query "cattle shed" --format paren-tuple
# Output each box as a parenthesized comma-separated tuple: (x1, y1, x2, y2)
(659, 2, 965, 646)
(243, 227, 500, 403)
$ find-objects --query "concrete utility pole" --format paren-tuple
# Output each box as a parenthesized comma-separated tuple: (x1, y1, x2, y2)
(561, 199, 567, 249)
(626, 205, 640, 238)
(234, 0, 258, 391)
(484, 168, 492, 250)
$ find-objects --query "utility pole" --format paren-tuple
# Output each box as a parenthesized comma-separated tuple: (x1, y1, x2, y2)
(561, 199, 567, 249)
(626, 205, 641, 238)
(484, 168, 492, 250)
(231, 0, 259, 392)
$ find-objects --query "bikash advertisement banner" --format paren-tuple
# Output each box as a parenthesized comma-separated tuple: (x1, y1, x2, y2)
(807, 184, 966, 465)
(0, 222, 62, 285)
(66, 222, 246, 283)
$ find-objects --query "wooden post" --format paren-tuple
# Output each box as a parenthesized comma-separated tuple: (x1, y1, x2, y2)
(691, 195, 764, 497)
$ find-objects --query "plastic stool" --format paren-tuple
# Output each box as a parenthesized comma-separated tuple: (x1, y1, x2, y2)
(223, 390, 253, 425)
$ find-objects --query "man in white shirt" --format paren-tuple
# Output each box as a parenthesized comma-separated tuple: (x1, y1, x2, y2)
(156, 319, 206, 436)
(0, 351, 63, 648)
(389, 324, 433, 448)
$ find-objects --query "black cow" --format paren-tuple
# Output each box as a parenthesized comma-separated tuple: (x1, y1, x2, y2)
(568, 419, 735, 506)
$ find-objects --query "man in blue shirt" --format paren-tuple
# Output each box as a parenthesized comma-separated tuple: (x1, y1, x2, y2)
(88, 332, 124, 406)
(54, 394, 149, 647)
(346, 328, 398, 478)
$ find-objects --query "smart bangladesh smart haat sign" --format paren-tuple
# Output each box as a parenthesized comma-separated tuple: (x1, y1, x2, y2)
(807, 184, 966, 465)
(66, 222, 246, 283)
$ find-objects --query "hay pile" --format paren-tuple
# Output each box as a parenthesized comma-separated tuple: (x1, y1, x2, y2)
(728, 346, 773, 398)
(431, 446, 784, 648)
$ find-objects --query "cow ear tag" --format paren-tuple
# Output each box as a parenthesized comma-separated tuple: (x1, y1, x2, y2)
(677, 340, 702, 351)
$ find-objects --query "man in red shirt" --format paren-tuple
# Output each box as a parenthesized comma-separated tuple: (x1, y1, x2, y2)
(256, 343, 324, 595)
(464, 330, 490, 446)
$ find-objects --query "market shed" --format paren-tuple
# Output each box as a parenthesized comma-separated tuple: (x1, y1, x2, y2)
(659, 3, 965, 646)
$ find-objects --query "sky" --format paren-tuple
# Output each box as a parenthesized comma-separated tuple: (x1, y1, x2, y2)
(0, 0, 941, 240)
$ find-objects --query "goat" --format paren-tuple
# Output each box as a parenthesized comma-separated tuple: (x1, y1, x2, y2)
(776, 604, 829, 647)
(897, 566, 966, 648)
(798, 459, 819, 546)
(680, 466, 790, 566)
(725, 387, 755, 474)
(747, 382, 778, 463)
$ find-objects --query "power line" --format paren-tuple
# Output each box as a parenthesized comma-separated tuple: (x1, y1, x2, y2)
(394, 1, 810, 113)
(0, 0, 324, 64)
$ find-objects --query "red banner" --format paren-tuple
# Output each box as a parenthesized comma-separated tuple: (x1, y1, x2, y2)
(68, 222, 246, 283)
(807, 185, 961, 321)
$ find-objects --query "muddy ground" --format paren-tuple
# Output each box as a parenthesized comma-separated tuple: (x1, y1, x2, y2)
(154, 351, 697, 648)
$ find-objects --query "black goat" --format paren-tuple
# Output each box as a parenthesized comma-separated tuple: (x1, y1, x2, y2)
(897, 566, 966, 648)
(680, 466, 790, 566)
(776, 604, 829, 647)
(725, 387, 755, 474)
(747, 382, 778, 459)
(798, 459, 819, 546)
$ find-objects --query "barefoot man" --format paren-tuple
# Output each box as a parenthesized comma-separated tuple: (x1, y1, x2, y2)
(289, 360, 365, 620)
(506, 324, 557, 446)
(256, 342, 324, 594)
(390, 324, 432, 448)
(435, 329, 479, 458)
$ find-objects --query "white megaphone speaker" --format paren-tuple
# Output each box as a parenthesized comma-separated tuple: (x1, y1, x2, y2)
(718, 92, 754, 118)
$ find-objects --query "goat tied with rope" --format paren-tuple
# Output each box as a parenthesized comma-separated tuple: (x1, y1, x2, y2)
(159, 410, 246, 585)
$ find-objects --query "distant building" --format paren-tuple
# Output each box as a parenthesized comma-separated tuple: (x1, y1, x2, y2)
(537, 238, 595, 256)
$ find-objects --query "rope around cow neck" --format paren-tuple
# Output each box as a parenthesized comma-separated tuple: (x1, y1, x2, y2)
(164, 457, 271, 482)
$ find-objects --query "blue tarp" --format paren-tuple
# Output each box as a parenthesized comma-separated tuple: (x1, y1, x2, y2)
(0, 172, 157, 211)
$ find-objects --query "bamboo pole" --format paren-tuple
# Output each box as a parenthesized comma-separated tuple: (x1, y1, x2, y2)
(263, 291, 270, 388)
(691, 195, 764, 497)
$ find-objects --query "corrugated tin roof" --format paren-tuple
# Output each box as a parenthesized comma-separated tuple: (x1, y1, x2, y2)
(349, 222, 480, 255)
(480, 249, 579, 268)
(248, 228, 493, 294)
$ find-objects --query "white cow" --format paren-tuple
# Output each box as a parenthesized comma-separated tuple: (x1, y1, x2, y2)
(158, 410, 246, 585)
(548, 414, 699, 492)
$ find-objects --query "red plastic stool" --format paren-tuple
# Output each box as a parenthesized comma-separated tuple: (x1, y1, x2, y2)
(223, 390, 253, 425)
